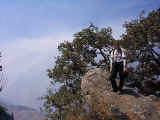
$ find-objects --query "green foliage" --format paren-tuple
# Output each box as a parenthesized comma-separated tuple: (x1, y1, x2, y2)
(121, 8, 160, 83)
(0, 105, 7, 112)
(43, 24, 114, 120)
(43, 8, 160, 119)
(42, 86, 83, 120)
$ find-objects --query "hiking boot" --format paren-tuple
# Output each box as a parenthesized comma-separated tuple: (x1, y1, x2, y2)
(118, 89, 124, 94)
(112, 89, 118, 92)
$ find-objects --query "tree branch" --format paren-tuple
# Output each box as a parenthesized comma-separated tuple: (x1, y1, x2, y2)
(151, 50, 160, 67)
(99, 48, 110, 65)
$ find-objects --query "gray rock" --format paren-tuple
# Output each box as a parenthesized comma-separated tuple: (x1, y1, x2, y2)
(81, 68, 160, 120)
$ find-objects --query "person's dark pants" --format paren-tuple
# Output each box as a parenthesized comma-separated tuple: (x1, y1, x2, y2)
(110, 62, 125, 92)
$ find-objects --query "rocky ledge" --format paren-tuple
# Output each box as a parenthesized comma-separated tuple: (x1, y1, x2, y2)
(81, 68, 160, 120)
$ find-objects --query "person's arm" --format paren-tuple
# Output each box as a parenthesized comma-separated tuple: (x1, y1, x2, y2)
(122, 49, 127, 71)
(110, 50, 113, 72)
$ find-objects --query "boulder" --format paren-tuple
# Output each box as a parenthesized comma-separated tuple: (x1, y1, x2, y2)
(81, 68, 111, 96)
(81, 68, 160, 120)
(141, 80, 160, 95)
(0, 109, 14, 120)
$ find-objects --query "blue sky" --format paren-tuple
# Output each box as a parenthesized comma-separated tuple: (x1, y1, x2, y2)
(0, 0, 159, 41)
(0, 0, 159, 109)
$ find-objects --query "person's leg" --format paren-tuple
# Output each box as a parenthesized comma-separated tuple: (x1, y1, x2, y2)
(119, 62, 125, 91)
(110, 63, 118, 92)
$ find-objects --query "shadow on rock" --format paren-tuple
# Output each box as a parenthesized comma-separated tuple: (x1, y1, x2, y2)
(111, 107, 131, 120)
(120, 88, 140, 97)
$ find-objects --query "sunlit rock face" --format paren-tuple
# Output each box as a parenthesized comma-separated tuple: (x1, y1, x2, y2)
(81, 68, 160, 120)
(81, 68, 111, 96)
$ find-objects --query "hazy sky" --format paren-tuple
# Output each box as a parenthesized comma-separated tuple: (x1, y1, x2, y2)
(0, 0, 159, 109)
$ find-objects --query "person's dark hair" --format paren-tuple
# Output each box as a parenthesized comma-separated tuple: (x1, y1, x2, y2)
(113, 41, 122, 54)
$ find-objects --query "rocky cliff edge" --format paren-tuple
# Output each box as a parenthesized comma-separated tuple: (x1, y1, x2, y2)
(81, 68, 160, 120)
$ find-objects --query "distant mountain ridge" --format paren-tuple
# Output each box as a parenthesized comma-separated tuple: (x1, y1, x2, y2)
(0, 99, 45, 120)
(7, 104, 36, 111)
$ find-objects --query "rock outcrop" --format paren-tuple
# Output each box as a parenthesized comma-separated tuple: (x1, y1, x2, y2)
(0, 107, 14, 120)
(81, 68, 160, 120)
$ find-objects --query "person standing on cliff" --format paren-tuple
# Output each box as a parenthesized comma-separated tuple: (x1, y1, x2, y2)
(109, 41, 127, 93)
